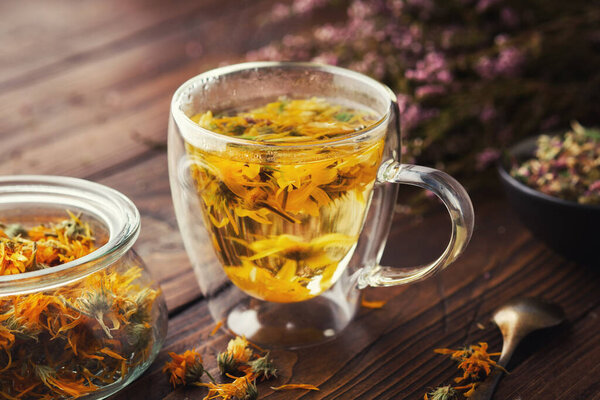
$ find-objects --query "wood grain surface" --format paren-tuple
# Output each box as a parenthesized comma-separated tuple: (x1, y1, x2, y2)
(1, 1, 598, 399)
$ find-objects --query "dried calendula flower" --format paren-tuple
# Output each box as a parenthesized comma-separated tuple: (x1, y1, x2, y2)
(424, 386, 459, 400)
(198, 373, 258, 400)
(166, 336, 321, 399)
(435, 342, 504, 383)
(425, 341, 504, 399)
(163, 350, 215, 388)
(217, 336, 254, 375)
(0, 223, 28, 239)
(246, 352, 277, 380)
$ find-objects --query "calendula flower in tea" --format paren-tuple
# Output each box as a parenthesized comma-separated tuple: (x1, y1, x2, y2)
(186, 97, 384, 302)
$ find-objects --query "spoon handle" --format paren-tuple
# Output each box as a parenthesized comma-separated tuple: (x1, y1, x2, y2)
(468, 367, 505, 400)
(469, 337, 519, 400)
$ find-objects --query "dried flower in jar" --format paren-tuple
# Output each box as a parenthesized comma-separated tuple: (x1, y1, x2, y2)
(0, 213, 160, 399)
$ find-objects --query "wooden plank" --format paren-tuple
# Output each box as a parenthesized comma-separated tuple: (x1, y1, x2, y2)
(0, 0, 287, 177)
(0, 0, 271, 91)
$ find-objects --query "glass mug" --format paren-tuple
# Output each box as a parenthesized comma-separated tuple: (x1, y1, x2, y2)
(168, 62, 474, 347)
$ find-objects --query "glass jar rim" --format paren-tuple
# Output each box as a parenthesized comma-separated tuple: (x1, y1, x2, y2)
(0, 175, 140, 295)
(171, 61, 397, 150)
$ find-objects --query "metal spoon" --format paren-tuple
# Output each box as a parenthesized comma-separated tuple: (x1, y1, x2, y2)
(469, 297, 565, 400)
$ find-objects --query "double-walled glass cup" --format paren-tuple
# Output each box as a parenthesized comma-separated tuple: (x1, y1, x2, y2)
(168, 62, 474, 347)
(0, 176, 167, 399)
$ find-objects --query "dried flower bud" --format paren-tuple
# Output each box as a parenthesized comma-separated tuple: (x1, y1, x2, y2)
(246, 352, 277, 380)
(424, 386, 458, 400)
(242, 379, 258, 400)
(217, 351, 240, 376)
(1, 224, 28, 239)
(185, 358, 207, 384)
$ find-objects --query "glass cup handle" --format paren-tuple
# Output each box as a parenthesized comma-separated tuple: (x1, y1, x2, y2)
(359, 159, 475, 287)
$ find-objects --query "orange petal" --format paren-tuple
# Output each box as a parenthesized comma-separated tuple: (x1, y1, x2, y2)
(361, 294, 386, 309)
(271, 384, 319, 391)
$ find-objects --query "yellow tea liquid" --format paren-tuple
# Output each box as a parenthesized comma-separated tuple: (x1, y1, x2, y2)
(186, 98, 383, 302)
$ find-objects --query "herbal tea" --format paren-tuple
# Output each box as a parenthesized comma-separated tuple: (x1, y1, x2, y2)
(186, 98, 383, 302)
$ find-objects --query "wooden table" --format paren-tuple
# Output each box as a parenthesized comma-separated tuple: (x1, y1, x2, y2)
(1, 1, 599, 398)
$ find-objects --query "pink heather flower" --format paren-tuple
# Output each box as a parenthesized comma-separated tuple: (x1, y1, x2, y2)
(494, 34, 509, 46)
(495, 47, 525, 77)
(246, 44, 283, 61)
(479, 104, 497, 122)
(270, 3, 290, 21)
(348, 0, 376, 20)
(476, 148, 500, 170)
(401, 104, 439, 132)
(589, 180, 600, 191)
(475, 56, 496, 79)
(396, 93, 411, 113)
(436, 70, 452, 83)
(282, 34, 309, 48)
(415, 85, 445, 98)
(387, 0, 404, 16)
(349, 52, 385, 79)
(402, 104, 421, 131)
(405, 52, 452, 83)
(314, 24, 340, 42)
(311, 52, 339, 65)
(292, 0, 328, 15)
(501, 7, 520, 27)
(476, 0, 500, 12)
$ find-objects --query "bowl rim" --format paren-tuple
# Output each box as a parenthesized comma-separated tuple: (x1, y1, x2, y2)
(497, 135, 600, 211)
(0, 175, 140, 295)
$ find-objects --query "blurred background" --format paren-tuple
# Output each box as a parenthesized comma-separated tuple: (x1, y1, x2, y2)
(2, 0, 598, 181)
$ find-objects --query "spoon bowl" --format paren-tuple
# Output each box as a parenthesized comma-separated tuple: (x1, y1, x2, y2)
(493, 297, 565, 341)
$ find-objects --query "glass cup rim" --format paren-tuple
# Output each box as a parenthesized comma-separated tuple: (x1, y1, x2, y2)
(0, 175, 140, 294)
(171, 61, 397, 150)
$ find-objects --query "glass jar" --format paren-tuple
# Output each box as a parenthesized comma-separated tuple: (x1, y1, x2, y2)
(0, 176, 168, 399)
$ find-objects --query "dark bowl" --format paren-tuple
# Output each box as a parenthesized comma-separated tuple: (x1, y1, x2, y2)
(497, 136, 600, 266)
